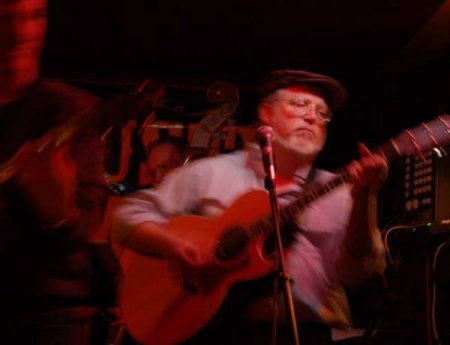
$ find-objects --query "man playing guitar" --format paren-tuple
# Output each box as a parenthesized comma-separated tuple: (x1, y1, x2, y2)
(112, 69, 388, 345)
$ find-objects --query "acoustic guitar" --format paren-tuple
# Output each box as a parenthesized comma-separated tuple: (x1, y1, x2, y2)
(119, 115, 449, 345)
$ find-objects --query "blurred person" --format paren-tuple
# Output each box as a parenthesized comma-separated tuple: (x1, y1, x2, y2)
(144, 136, 187, 187)
(0, 0, 112, 343)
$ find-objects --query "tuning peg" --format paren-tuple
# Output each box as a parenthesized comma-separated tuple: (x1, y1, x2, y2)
(420, 122, 448, 160)
(432, 146, 447, 158)
(406, 129, 426, 162)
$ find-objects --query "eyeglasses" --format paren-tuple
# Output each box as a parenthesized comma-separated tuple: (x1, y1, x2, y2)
(276, 98, 333, 126)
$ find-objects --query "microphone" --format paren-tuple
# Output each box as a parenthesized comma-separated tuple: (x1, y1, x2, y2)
(256, 125, 276, 180)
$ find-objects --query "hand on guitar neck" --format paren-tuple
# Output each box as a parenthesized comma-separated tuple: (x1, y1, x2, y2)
(344, 143, 389, 262)
(347, 143, 389, 194)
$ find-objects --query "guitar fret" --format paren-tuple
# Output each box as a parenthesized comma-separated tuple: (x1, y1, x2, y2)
(438, 115, 450, 133)
(375, 145, 389, 162)
(292, 200, 303, 214)
(285, 204, 295, 220)
(421, 122, 438, 146)
(374, 144, 390, 162)
(302, 194, 313, 205)
(326, 182, 333, 192)
(389, 138, 401, 157)
(255, 217, 272, 238)
(251, 222, 264, 239)
(421, 122, 447, 157)
(320, 183, 331, 194)
(330, 178, 339, 188)
(307, 189, 317, 202)
(281, 209, 291, 223)
(405, 129, 426, 162)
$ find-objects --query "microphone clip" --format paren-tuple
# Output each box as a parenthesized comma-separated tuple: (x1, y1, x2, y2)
(256, 125, 276, 183)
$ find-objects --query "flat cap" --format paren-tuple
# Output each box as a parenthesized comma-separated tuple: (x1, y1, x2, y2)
(260, 69, 348, 110)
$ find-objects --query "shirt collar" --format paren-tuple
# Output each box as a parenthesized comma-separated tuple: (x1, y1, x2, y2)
(246, 142, 314, 187)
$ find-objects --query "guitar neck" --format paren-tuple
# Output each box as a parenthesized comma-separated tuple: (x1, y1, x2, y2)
(0, 81, 162, 185)
(250, 115, 450, 240)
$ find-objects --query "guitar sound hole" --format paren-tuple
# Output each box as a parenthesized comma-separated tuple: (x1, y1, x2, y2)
(215, 227, 250, 262)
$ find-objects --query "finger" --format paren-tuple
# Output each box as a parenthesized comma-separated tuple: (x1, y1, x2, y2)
(357, 143, 372, 158)
(347, 161, 362, 182)
(184, 246, 209, 267)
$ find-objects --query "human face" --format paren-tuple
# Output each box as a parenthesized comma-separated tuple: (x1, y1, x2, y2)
(260, 87, 330, 160)
(146, 143, 182, 186)
(0, 0, 47, 102)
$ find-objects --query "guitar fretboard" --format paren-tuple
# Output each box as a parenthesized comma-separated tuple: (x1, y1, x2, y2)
(250, 114, 450, 240)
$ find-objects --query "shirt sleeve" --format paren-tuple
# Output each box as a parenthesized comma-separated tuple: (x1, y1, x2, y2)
(334, 187, 387, 289)
(110, 159, 210, 244)
(336, 228, 386, 289)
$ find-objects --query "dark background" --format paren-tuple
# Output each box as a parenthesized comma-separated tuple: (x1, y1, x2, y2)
(40, 0, 450, 227)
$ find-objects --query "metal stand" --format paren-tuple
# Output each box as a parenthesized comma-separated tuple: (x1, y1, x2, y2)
(264, 176, 300, 345)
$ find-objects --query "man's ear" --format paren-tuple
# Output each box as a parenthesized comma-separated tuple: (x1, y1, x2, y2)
(259, 102, 273, 126)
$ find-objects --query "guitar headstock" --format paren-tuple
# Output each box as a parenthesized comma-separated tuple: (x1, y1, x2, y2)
(376, 115, 450, 161)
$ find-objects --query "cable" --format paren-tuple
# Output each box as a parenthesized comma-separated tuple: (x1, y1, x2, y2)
(382, 224, 414, 265)
(430, 241, 449, 345)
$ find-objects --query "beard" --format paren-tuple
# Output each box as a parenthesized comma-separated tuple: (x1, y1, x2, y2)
(272, 129, 325, 161)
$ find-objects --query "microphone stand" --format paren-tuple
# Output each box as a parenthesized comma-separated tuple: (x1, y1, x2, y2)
(264, 174, 300, 345)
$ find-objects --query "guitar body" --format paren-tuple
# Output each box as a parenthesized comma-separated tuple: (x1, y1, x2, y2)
(120, 190, 275, 345)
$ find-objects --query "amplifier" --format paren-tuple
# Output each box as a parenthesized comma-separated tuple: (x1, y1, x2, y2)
(402, 145, 450, 225)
